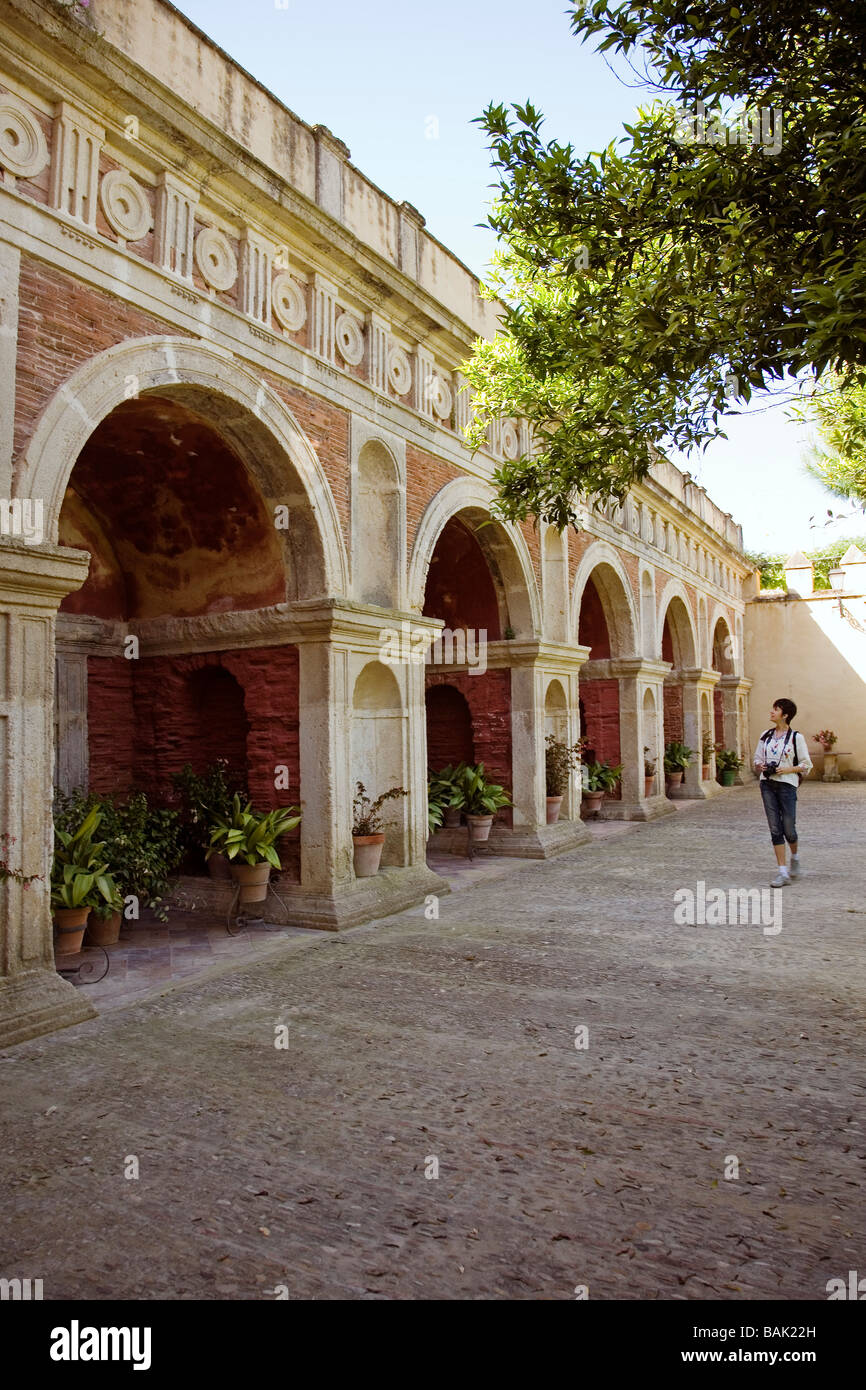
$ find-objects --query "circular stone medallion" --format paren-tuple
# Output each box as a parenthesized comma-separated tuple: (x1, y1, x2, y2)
(99, 168, 152, 242)
(272, 272, 307, 332)
(193, 225, 238, 291)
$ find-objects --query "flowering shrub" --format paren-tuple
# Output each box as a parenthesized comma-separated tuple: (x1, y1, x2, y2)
(814, 729, 837, 749)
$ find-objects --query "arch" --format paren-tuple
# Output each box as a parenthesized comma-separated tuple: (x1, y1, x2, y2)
(571, 542, 638, 653)
(642, 685, 660, 789)
(710, 608, 736, 675)
(657, 580, 698, 668)
(351, 661, 407, 868)
(16, 336, 348, 596)
(698, 595, 708, 667)
(544, 678, 568, 740)
(407, 477, 541, 636)
(353, 438, 402, 608)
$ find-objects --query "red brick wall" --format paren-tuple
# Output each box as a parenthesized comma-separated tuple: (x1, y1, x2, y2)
(425, 668, 512, 824)
(425, 685, 475, 767)
(664, 684, 684, 743)
(87, 656, 136, 797)
(580, 679, 621, 769)
(14, 256, 183, 470)
(422, 517, 502, 638)
(577, 578, 611, 657)
(267, 374, 351, 547)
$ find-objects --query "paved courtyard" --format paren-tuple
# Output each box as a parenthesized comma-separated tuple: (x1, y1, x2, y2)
(1, 783, 864, 1300)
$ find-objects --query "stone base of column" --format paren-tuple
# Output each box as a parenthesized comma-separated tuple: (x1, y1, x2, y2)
(0, 969, 97, 1049)
(169, 863, 449, 932)
(599, 794, 676, 822)
(429, 818, 591, 859)
(667, 782, 713, 800)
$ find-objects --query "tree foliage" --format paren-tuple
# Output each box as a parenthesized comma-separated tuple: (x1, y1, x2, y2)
(746, 535, 866, 590)
(796, 372, 866, 507)
(465, 3, 866, 528)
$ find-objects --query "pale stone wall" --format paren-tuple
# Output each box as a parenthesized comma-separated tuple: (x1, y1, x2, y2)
(745, 587, 866, 777)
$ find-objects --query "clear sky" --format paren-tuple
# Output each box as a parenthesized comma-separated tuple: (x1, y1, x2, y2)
(171, 0, 864, 557)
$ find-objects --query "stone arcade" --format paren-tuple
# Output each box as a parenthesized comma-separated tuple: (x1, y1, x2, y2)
(0, 0, 753, 1044)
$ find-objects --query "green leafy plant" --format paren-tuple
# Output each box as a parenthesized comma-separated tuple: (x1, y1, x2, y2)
(584, 760, 623, 794)
(664, 741, 694, 775)
(171, 759, 248, 859)
(51, 804, 121, 914)
(715, 748, 743, 773)
(352, 783, 407, 837)
(701, 735, 717, 764)
(545, 734, 583, 797)
(427, 764, 468, 812)
(54, 789, 182, 921)
(456, 763, 512, 817)
(208, 795, 301, 869)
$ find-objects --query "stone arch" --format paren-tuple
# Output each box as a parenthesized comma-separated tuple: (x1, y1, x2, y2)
(353, 438, 402, 608)
(658, 581, 698, 668)
(571, 542, 638, 654)
(351, 661, 407, 868)
(710, 608, 736, 675)
(642, 685, 661, 789)
(16, 336, 348, 597)
(698, 595, 708, 667)
(407, 478, 541, 637)
(544, 678, 568, 740)
(542, 527, 569, 642)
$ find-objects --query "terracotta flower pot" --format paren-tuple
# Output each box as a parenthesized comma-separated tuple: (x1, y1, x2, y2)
(644, 776, 655, 798)
(666, 770, 684, 786)
(207, 851, 232, 881)
(443, 806, 462, 828)
(546, 795, 564, 824)
(85, 910, 122, 947)
(54, 906, 90, 956)
(582, 790, 604, 816)
(353, 833, 385, 877)
(230, 860, 271, 903)
(466, 814, 493, 842)
(702, 763, 710, 780)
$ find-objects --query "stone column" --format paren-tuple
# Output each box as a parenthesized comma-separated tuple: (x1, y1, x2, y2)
(508, 641, 590, 853)
(610, 658, 674, 819)
(678, 667, 721, 798)
(0, 540, 94, 1047)
(718, 674, 752, 784)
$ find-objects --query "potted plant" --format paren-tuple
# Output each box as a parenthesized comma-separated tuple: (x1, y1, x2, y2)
(208, 795, 301, 902)
(582, 760, 623, 815)
(814, 729, 837, 752)
(544, 735, 585, 824)
(428, 764, 466, 828)
(701, 735, 716, 780)
(456, 763, 512, 841)
(172, 760, 247, 878)
(664, 740, 693, 787)
(643, 746, 657, 798)
(715, 748, 743, 786)
(51, 805, 121, 955)
(352, 782, 408, 876)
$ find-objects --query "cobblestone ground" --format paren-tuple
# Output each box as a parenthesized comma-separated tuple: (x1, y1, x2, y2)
(1, 784, 864, 1301)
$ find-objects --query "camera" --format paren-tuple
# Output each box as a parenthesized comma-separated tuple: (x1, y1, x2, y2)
(763, 759, 780, 777)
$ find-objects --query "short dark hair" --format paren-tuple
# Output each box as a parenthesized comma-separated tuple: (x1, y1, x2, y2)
(773, 697, 797, 725)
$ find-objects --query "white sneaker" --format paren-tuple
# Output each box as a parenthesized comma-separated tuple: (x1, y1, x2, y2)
(770, 870, 790, 888)
(789, 857, 801, 880)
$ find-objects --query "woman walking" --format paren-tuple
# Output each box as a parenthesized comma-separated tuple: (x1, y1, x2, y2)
(753, 698, 812, 887)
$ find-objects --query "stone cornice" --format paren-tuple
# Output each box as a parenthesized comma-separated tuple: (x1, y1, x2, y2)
(610, 657, 672, 681)
(0, 540, 89, 606)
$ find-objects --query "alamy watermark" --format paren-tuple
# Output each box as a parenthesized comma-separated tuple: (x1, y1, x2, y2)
(0, 498, 44, 545)
(674, 880, 782, 936)
(379, 622, 487, 674)
(674, 101, 783, 156)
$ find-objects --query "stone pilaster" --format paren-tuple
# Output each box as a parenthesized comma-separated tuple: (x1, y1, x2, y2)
(718, 674, 753, 783)
(0, 540, 95, 1047)
(154, 171, 198, 279)
(50, 101, 104, 226)
(609, 658, 675, 820)
(677, 667, 722, 798)
(311, 274, 338, 362)
(367, 312, 390, 394)
(414, 344, 436, 418)
(240, 228, 276, 324)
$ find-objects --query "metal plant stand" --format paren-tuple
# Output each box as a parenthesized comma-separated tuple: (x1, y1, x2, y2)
(55, 944, 110, 985)
(226, 877, 293, 936)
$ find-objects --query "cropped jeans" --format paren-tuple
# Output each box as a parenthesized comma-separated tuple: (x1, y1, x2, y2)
(760, 778, 798, 846)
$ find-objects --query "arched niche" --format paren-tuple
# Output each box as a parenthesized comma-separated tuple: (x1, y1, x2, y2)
(353, 439, 402, 609)
(642, 686, 660, 789)
(543, 528, 569, 642)
(544, 678, 568, 741)
(351, 662, 407, 868)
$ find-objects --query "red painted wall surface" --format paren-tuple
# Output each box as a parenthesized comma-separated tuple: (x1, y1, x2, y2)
(425, 668, 512, 825)
(423, 517, 502, 639)
(580, 680, 621, 790)
(578, 578, 611, 658)
(425, 684, 475, 768)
